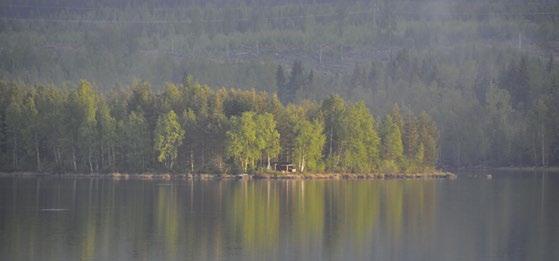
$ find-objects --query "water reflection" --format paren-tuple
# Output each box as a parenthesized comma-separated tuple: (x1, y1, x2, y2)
(0, 173, 558, 260)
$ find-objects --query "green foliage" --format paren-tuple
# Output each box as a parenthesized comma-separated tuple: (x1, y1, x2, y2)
(119, 111, 150, 172)
(97, 102, 117, 171)
(381, 115, 404, 165)
(154, 110, 185, 170)
(380, 160, 400, 174)
(255, 113, 281, 170)
(0, 79, 443, 174)
(403, 112, 419, 160)
(320, 95, 346, 169)
(339, 102, 380, 172)
(226, 112, 259, 173)
(72, 80, 98, 172)
(5, 94, 24, 170)
(278, 60, 313, 104)
(418, 112, 438, 168)
(1, 0, 558, 168)
(293, 118, 326, 172)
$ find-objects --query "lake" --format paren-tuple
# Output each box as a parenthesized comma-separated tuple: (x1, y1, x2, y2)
(1, 170, 558, 260)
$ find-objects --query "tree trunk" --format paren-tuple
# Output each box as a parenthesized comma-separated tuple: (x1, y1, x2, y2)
(88, 149, 93, 173)
(35, 142, 41, 171)
(72, 147, 77, 172)
(190, 148, 194, 173)
(541, 122, 545, 167)
(53, 147, 59, 168)
(100, 143, 105, 171)
(201, 147, 205, 169)
(12, 138, 18, 170)
(533, 132, 538, 166)
(329, 127, 333, 158)
(108, 146, 113, 171)
(267, 154, 271, 170)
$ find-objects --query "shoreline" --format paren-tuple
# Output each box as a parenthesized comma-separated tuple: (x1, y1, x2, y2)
(451, 166, 559, 173)
(0, 171, 456, 181)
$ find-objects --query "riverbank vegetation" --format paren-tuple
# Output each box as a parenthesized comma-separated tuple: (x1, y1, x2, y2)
(0, 78, 438, 174)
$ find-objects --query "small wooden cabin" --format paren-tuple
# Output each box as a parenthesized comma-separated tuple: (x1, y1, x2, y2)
(273, 162, 297, 173)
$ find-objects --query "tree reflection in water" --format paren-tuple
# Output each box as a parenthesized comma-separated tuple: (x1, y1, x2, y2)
(0, 173, 557, 261)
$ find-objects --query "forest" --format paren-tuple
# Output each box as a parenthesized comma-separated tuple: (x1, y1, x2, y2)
(0, 0, 558, 168)
(0, 77, 438, 174)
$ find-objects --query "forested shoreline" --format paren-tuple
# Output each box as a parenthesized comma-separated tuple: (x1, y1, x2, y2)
(0, 77, 438, 175)
(0, 0, 558, 168)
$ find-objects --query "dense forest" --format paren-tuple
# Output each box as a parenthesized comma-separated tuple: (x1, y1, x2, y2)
(0, 0, 558, 168)
(0, 78, 438, 174)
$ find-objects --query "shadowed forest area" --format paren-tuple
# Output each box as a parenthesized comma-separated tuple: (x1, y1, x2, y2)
(0, 0, 558, 170)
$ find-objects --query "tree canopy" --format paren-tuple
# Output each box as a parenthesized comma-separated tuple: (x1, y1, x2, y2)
(0, 80, 439, 174)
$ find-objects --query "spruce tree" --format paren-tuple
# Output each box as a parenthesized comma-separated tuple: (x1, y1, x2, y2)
(382, 115, 404, 164)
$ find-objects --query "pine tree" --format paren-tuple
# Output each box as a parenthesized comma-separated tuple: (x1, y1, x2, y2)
(390, 104, 403, 135)
(287, 60, 305, 103)
(381, 115, 404, 163)
(418, 112, 438, 168)
(278, 60, 313, 104)
(276, 65, 286, 102)
(403, 112, 419, 160)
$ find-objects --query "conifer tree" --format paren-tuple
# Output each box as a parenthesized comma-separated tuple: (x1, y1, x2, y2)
(403, 112, 419, 160)
(418, 112, 438, 168)
(382, 115, 404, 163)
(276, 65, 286, 101)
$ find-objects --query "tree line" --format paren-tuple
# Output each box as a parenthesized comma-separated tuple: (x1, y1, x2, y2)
(0, 77, 438, 174)
(1, 0, 558, 168)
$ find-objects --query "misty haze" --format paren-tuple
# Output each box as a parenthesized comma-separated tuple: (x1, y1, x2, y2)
(0, 0, 558, 260)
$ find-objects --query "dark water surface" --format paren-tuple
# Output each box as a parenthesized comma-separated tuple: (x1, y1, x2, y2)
(1, 171, 558, 261)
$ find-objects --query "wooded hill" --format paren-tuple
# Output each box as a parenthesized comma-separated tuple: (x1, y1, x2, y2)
(0, 0, 558, 167)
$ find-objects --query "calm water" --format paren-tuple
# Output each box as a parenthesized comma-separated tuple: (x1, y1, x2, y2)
(0, 171, 558, 261)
